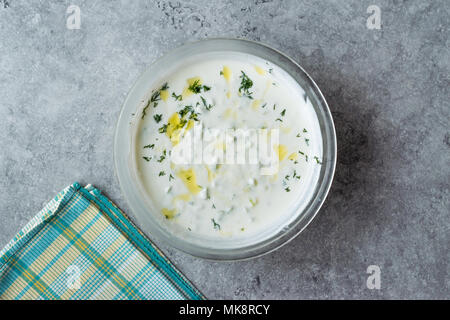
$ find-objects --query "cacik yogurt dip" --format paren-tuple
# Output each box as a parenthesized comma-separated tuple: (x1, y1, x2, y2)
(134, 51, 323, 244)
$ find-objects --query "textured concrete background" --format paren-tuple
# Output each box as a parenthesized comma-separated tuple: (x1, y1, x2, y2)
(0, 0, 449, 299)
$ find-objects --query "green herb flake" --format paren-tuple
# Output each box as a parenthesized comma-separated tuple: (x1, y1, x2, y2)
(153, 114, 162, 123)
(172, 92, 182, 101)
(159, 171, 166, 177)
(158, 124, 168, 134)
(157, 149, 167, 163)
(238, 71, 253, 99)
(143, 144, 155, 149)
(211, 218, 221, 230)
(188, 80, 210, 94)
(142, 82, 169, 119)
(142, 156, 151, 162)
(200, 96, 213, 111)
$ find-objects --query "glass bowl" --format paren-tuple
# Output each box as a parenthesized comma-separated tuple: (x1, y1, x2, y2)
(114, 38, 336, 260)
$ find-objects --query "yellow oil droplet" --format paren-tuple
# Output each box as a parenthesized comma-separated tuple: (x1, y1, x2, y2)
(288, 152, 298, 161)
(182, 76, 202, 99)
(185, 119, 194, 131)
(205, 165, 216, 182)
(249, 198, 259, 207)
(223, 108, 237, 119)
(280, 126, 292, 134)
(160, 90, 169, 102)
(172, 193, 192, 203)
(215, 141, 226, 151)
(226, 91, 231, 99)
(187, 76, 202, 87)
(251, 99, 261, 110)
(162, 208, 176, 219)
(170, 129, 181, 146)
(275, 144, 288, 161)
(166, 113, 180, 137)
(177, 168, 202, 194)
(254, 66, 266, 75)
(222, 66, 231, 83)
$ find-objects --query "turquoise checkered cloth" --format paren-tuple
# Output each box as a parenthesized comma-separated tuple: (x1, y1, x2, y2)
(0, 182, 203, 300)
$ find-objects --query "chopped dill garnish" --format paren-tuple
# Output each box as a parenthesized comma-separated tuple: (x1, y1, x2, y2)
(160, 82, 169, 91)
(238, 71, 253, 99)
(188, 80, 210, 94)
(261, 103, 267, 108)
(285, 187, 291, 192)
(159, 171, 165, 176)
(200, 96, 213, 111)
(305, 138, 310, 146)
(275, 118, 283, 122)
(143, 144, 155, 149)
(142, 156, 151, 162)
(178, 105, 193, 118)
(158, 124, 168, 133)
(211, 218, 221, 230)
(285, 175, 290, 180)
(188, 80, 202, 93)
(141, 100, 152, 119)
(142, 82, 168, 119)
(157, 149, 166, 162)
(296, 133, 301, 138)
(303, 128, 308, 133)
(177, 105, 200, 122)
(169, 174, 174, 181)
(281, 109, 286, 117)
(172, 92, 182, 101)
(314, 156, 322, 164)
(153, 114, 162, 123)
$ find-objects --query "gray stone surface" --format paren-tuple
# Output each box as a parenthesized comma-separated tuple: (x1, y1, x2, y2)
(0, 0, 448, 299)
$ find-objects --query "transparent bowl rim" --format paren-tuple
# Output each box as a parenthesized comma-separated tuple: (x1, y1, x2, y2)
(113, 38, 337, 261)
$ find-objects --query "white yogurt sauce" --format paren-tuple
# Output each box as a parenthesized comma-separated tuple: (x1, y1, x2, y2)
(135, 52, 322, 243)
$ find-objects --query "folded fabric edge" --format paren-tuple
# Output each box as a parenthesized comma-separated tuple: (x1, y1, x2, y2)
(0, 182, 204, 300)
(0, 184, 78, 273)
(75, 183, 205, 300)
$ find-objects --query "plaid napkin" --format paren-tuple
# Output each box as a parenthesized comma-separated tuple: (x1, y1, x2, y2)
(0, 182, 203, 300)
